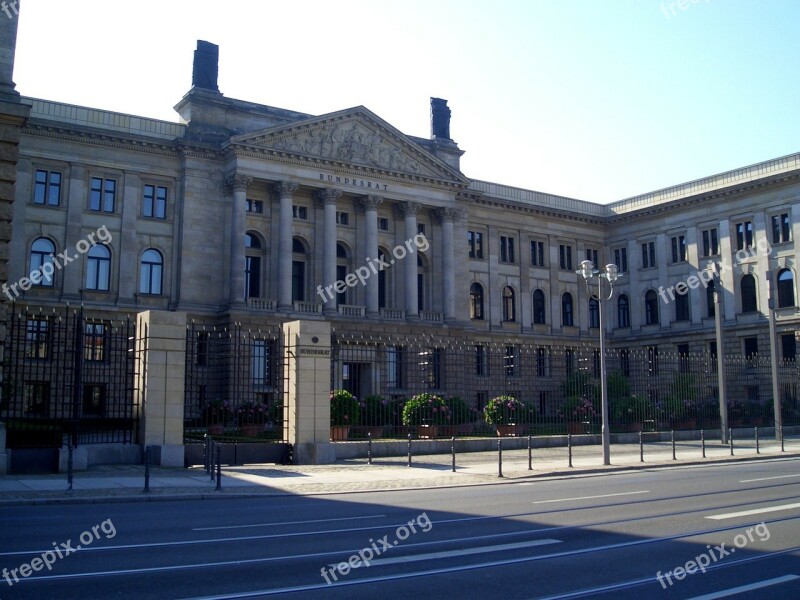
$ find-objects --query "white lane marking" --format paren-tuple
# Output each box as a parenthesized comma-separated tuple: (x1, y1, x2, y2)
(192, 514, 386, 531)
(328, 539, 562, 568)
(706, 502, 800, 520)
(532, 491, 650, 504)
(740, 474, 800, 483)
(686, 574, 800, 599)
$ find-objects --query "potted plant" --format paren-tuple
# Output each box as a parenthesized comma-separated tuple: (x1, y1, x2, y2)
(330, 389, 359, 440)
(561, 395, 599, 434)
(611, 394, 650, 432)
(442, 396, 475, 436)
(360, 395, 389, 438)
(484, 395, 533, 436)
(203, 399, 231, 435)
(401, 393, 449, 438)
(237, 399, 268, 436)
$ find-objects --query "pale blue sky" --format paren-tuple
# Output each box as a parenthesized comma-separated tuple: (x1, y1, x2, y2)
(13, 0, 800, 202)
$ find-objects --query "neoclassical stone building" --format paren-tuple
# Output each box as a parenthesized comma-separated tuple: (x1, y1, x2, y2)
(5, 40, 800, 410)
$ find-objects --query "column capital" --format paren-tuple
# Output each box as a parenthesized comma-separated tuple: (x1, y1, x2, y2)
(360, 195, 383, 211)
(314, 188, 343, 206)
(225, 173, 253, 194)
(397, 201, 421, 217)
(434, 207, 465, 224)
(273, 181, 299, 199)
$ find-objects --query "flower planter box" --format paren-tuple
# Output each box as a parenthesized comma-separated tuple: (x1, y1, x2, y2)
(496, 424, 526, 437)
(364, 426, 385, 439)
(207, 424, 224, 436)
(567, 421, 591, 435)
(330, 425, 350, 441)
(417, 425, 438, 439)
(240, 424, 260, 437)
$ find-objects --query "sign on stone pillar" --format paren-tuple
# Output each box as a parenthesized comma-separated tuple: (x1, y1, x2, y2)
(283, 320, 335, 464)
(135, 310, 187, 467)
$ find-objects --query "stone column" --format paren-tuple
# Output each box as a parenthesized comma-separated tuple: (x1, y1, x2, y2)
(361, 195, 382, 316)
(400, 201, 420, 319)
(0, 0, 21, 100)
(227, 174, 252, 306)
(135, 310, 187, 467)
(283, 320, 335, 464)
(316, 188, 341, 314)
(437, 208, 457, 321)
(117, 173, 140, 305)
(275, 182, 298, 310)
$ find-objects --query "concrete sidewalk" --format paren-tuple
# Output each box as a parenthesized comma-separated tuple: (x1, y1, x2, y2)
(1, 436, 797, 506)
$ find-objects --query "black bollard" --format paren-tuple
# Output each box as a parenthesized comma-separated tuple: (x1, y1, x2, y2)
(701, 429, 706, 458)
(67, 445, 74, 492)
(755, 426, 760, 454)
(203, 434, 209, 473)
(671, 430, 676, 461)
(143, 446, 151, 493)
(367, 432, 372, 465)
(780, 425, 785, 452)
(729, 428, 734, 456)
(407, 433, 412, 468)
(497, 439, 503, 478)
(210, 441, 216, 482)
(216, 445, 222, 491)
(528, 436, 532, 471)
(639, 431, 644, 463)
(568, 433, 573, 468)
(451, 436, 456, 473)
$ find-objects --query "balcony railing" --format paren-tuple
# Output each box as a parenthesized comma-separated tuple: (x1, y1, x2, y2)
(421, 311, 443, 323)
(247, 299, 276, 311)
(338, 305, 366, 317)
(380, 308, 405, 320)
(294, 301, 322, 314)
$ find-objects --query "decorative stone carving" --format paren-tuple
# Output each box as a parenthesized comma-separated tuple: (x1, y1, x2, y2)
(314, 188, 342, 206)
(430, 98, 451, 140)
(192, 41, 220, 92)
(273, 181, 298, 199)
(398, 201, 421, 217)
(360, 195, 383, 211)
(225, 174, 252, 194)
(434, 207, 462, 224)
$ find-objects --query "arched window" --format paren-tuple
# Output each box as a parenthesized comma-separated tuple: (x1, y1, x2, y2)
(292, 237, 307, 302)
(245, 233, 262, 299)
(30, 237, 56, 287)
(777, 269, 795, 308)
(706, 280, 716, 318)
(532, 289, 546, 324)
(617, 294, 630, 328)
(741, 274, 757, 313)
(470, 282, 484, 320)
(139, 249, 163, 295)
(85, 245, 111, 291)
(588, 297, 599, 328)
(561, 292, 574, 327)
(502, 286, 516, 322)
(645, 290, 659, 325)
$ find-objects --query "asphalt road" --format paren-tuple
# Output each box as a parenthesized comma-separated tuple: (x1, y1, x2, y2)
(1, 457, 798, 599)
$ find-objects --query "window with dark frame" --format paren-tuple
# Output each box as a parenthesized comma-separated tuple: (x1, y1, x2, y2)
(614, 247, 628, 272)
(468, 231, 484, 259)
(735, 221, 754, 250)
(34, 169, 61, 206)
(25, 319, 49, 359)
(671, 235, 686, 263)
(559, 244, 573, 270)
(641, 242, 656, 268)
(82, 384, 106, 416)
(89, 177, 116, 212)
(701, 228, 719, 257)
(771, 213, 791, 244)
(143, 185, 168, 219)
(531, 240, 545, 266)
(500, 235, 515, 263)
(83, 323, 106, 362)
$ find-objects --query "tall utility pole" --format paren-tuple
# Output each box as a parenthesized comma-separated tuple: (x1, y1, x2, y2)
(713, 273, 728, 444)
(766, 271, 783, 441)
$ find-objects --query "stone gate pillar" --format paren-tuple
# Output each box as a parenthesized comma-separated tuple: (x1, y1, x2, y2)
(136, 310, 187, 467)
(283, 320, 335, 464)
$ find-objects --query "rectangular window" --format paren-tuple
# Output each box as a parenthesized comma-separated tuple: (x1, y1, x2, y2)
(475, 345, 488, 377)
(387, 346, 404, 389)
(25, 319, 49, 359)
(468, 231, 484, 259)
(701, 228, 719, 257)
(559, 244, 573, 270)
(614, 247, 628, 272)
(143, 185, 168, 219)
(743, 337, 759, 360)
(34, 170, 61, 206)
(378, 217, 389, 231)
(500, 235, 515, 263)
(336, 211, 350, 225)
(292, 205, 307, 220)
(771, 213, 791, 244)
(565, 348, 575, 374)
(782, 334, 797, 362)
(641, 242, 656, 268)
(82, 384, 106, 416)
(585, 248, 598, 267)
(677, 343, 690, 373)
(504, 346, 517, 377)
(735, 221, 753, 250)
(246, 199, 264, 214)
(196, 332, 209, 366)
(417, 223, 425, 236)
(531, 240, 545, 267)
(24, 382, 50, 415)
(671, 235, 686, 263)
(620, 349, 630, 376)
(89, 177, 116, 212)
(83, 323, 106, 362)
(536, 347, 549, 377)
(251, 339, 277, 386)
(647, 346, 659, 376)
(710, 341, 718, 371)
(476, 391, 487, 412)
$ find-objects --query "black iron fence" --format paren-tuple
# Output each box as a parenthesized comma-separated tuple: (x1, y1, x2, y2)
(0, 305, 137, 448)
(184, 322, 288, 443)
(330, 337, 800, 439)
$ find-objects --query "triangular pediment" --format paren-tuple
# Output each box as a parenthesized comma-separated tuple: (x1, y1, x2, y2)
(229, 107, 467, 184)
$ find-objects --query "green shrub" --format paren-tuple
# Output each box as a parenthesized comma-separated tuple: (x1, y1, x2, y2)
(401, 393, 450, 426)
(330, 389, 360, 426)
(484, 395, 535, 425)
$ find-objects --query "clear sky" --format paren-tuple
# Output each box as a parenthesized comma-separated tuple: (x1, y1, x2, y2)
(12, 0, 800, 203)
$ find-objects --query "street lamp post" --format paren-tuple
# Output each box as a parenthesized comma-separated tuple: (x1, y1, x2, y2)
(576, 260, 621, 466)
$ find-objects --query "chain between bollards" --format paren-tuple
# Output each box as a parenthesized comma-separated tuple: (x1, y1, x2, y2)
(528, 435, 532, 471)
(755, 426, 760, 454)
(567, 433, 573, 468)
(407, 433, 412, 468)
(780, 425, 785, 452)
(671, 430, 676, 461)
(216, 445, 222, 491)
(729, 428, 734, 456)
(67, 445, 74, 492)
(639, 431, 644, 463)
(497, 439, 503, 478)
(143, 445, 151, 493)
(451, 436, 456, 472)
(701, 429, 706, 458)
(367, 432, 372, 465)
